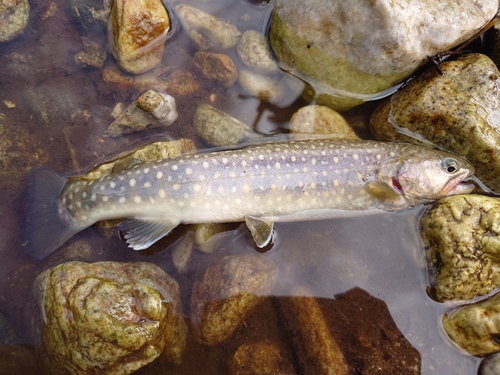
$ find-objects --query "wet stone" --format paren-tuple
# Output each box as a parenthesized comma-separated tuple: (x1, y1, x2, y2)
(229, 341, 296, 375)
(74, 36, 107, 69)
(269, 0, 497, 111)
(194, 223, 232, 254)
(0, 0, 29, 43)
(0, 345, 38, 374)
(170, 231, 194, 274)
(190, 254, 278, 346)
(33, 261, 187, 374)
(107, 89, 178, 137)
(421, 194, 500, 302)
(277, 287, 421, 375)
(443, 291, 500, 356)
(480, 352, 500, 375)
(289, 105, 359, 140)
(194, 51, 238, 88)
(64, 0, 108, 36)
(193, 104, 251, 147)
(109, 0, 171, 74)
(238, 69, 285, 104)
(237, 30, 280, 76)
(370, 53, 500, 192)
(175, 4, 241, 50)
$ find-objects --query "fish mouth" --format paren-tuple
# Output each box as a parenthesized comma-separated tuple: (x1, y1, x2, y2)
(441, 171, 475, 195)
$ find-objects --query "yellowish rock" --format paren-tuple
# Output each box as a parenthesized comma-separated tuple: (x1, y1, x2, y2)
(33, 261, 187, 374)
(443, 291, 500, 356)
(421, 194, 500, 302)
(194, 51, 238, 88)
(109, 0, 170, 74)
(289, 105, 359, 140)
(229, 341, 295, 375)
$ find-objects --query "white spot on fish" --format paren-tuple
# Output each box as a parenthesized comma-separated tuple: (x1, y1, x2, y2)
(82, 192, 87, 199)
(119, 197, 126, 203)
(186, 168, 193, 175)
(275, 162, 281, 169)
(109, 182, 116, 189)
(334, 179, 340, 187)
(241, 160, 248, 167)
(143, 168, 150, 174)
(172, 165, 178, 171)
(213, 172, 221, 179)
(193, 184, 201, 192)
(159, 189, 166, 198)
(244, 185, 251, 193)
(77, 202, 82, 208)
(143, 182, 151, 188)
(199, 174, 206, 181)
(129, 179, 136, 187)
(173, 184, 180, 191)
(102, 196, 109, 202)
(376, 154, 382, 160)
(333, 157, 339, 163)
(100, 185, 105, 191)
(311, 158, 317, 165)
(178, 201, 185, 207)
(203, 161, 209, 169)
(157, 171, 163, 179)
(222, 158, 228, 164)
(353, 154, 359, 160)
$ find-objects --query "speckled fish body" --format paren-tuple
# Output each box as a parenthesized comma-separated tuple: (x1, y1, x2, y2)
(24, 139, 475, 258)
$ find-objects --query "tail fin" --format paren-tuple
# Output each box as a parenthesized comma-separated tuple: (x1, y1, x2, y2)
(23, 168, 79, 259)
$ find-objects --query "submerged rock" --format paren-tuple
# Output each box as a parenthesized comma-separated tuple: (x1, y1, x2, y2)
(237, 30, 280, 76)
(193, 104, 251, 147)
(33, 261, 187, 374)
(480, 353, 500, 375)
(190, 254, 278, 346)
(0, 345, 38, 374)
(276, 287, 350, 375)
(74, 36, 107, 69)
(194, 51, 238, 88)
(107, 89, 178, 137)
(370, 53, 500, 192)
(289, 105, 359, 140)
(443, 291, 500, 356)
(0, 313, 18, 345)
(421, 194, 500, 302)
(238, 69, 285, 104)
(175, 5, 240, 50)
(0, 0, 29, 43)
(65, 0, 108, 36)
(229, 341, 295, 375)
(269, 0, 497, 111)
(109, 0, 171, 74)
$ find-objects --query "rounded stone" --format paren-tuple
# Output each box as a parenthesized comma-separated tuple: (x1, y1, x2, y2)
(237, 30, 280, 75)
(194, 51, 238, 88)
(0, 0, 29, 43)
(193, 104, 251, 147)
(33, 261, 187, 374)
(190, 254, 278, 346)
(269, 0, 498, 111)
(238, 69, 285, 104)
(443, 291, 500, 356)
(421, 194, 500, 302)
(289, 105, 359, 140)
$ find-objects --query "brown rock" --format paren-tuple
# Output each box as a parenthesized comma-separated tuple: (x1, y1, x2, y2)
(277, 287, 421, 375)
(108, 0, 170, 74)
(190, 254, 279, 346)
(229, 341, 296, 375)
(194, 51, 238, 88)
(74, 37, 107, 69)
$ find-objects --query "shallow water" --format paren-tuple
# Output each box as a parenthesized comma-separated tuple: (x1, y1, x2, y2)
(0, 0, 485, 374)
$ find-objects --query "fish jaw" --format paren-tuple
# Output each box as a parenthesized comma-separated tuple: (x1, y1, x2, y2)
(440, 168, 475, 196)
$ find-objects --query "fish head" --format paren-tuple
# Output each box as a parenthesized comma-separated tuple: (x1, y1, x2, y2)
(395, 147, 475, 202)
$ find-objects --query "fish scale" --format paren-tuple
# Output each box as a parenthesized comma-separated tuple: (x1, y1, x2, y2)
(24, 139, 475, 259)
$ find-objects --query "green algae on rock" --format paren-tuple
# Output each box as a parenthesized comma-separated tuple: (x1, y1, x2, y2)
(443, 291, 500, 356)
(33, 261, 187, 375)
(269, 0, 497, 111)
(421, 194, 500, 302)
(370, 53, 500, 192)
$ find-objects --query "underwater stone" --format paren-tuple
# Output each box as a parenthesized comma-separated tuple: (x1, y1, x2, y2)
(237, 30, 280, 76)
(107, 90, 178, 137)
(175, 5, 240, 50)
(229, 341, 295, 375)
(443, 291, 500, 356)
(109, 0, 170, 74)
(421, 194, 500, 302)
(289, 105, 359, 140)
(0, 0, 29, 42)
(269, 0, 498, 111)
(370, 53, 500, 193)
(194, 51, 238, 88)
(190, 254, 278, 346)
(480, 352, 500, 375)
(33, 261, 187, 374)
(74, 37, 107, 69)
(193, 104, 251, 147)
(238, 69, 285, 104)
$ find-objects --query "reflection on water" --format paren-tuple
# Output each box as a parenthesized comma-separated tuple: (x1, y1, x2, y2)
(0, 0, 483, 374)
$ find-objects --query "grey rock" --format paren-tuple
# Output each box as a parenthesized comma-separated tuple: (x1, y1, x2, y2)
(237, 30, 280, 76)
(0, 0, 29, 43)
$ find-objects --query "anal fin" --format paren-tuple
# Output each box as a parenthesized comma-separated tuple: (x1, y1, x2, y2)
(119, 218, 178, 250)
(245, 216, 274, 248)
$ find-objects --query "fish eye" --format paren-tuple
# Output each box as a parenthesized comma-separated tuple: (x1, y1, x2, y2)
(442, 157, 459, 174)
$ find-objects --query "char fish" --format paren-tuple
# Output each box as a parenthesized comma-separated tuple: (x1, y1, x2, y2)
(24, 139, 475, 259)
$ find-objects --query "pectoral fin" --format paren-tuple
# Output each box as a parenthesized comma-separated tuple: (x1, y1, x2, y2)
(119, 218, 178, 250)
(365, 180, 401, 203)
(112, 158, 143, 174)
(245, 216, 274, 248)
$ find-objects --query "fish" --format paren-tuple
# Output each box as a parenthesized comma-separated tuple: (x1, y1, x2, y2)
(23, 139, 475, 259)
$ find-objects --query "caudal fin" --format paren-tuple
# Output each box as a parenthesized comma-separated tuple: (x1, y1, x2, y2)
(23, 167, 78, 259)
